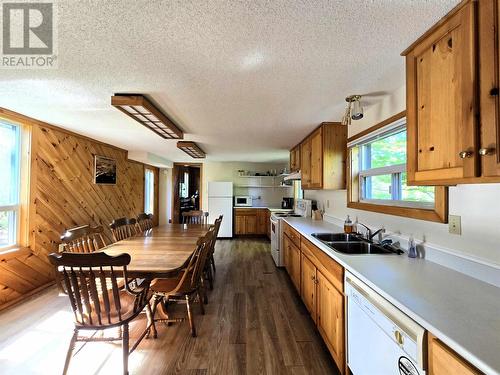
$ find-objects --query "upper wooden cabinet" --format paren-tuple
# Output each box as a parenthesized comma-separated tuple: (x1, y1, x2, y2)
(290, 145, 301, 172)
(403, 0, 500, 184)
(295, 122, 347, 190)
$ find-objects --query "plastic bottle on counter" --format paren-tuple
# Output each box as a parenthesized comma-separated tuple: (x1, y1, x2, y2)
(408, 235, 417, 258)
(344, 215, 354, 233)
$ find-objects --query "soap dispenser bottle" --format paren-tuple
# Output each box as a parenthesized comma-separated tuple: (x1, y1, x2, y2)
(408, 235, 417, 258)
(344, 215, 353, 234)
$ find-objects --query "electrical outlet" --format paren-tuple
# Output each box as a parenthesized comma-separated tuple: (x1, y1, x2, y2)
(326, 200, 330, 208)
(448, 215, 461, 235)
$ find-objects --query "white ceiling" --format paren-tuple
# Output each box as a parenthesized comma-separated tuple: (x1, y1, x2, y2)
(0, 0, 459, 163)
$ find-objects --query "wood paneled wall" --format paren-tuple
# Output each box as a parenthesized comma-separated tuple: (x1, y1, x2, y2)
(0, 109, 158, 311)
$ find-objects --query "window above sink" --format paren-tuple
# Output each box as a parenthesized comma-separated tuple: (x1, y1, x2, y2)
(347, 111, 448, 223)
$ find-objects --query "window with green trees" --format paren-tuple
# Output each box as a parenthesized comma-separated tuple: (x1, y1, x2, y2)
(353, 125, 434, 208)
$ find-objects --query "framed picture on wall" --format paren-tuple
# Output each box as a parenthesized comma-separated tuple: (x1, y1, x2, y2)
(94, 155, 117, 184)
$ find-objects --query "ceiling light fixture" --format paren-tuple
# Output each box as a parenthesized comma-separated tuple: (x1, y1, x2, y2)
(341, 95, 363, 126)
(177, 141, 206, 159)
(111, 94, 183, 139)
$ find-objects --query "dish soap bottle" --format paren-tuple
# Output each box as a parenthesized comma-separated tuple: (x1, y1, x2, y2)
(344, 215, 353, 233)
(408, 235, 417, 258)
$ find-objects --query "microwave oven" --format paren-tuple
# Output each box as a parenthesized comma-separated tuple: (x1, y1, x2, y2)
(234, 196, 252, 207)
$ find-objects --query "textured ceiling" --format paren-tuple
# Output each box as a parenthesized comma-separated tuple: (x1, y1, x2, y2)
(0, 0, 459, 163)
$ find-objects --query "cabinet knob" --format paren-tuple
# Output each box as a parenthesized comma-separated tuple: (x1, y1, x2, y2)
(479, 148, 495, 156)
(490, 87, 499, 97)
(458, 150, 473, 159)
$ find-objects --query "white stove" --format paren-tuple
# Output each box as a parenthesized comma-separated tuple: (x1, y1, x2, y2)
(270, 199, 312, 267)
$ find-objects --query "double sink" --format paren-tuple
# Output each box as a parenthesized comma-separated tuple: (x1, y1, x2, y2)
(311, 233, 403, 255)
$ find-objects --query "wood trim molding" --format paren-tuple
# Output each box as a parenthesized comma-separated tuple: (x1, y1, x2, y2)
(347, 111, 406, 144)
(347, 191, 447, 223)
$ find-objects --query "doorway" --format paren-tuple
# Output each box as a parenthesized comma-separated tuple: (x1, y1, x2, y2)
(171, 163, 203, 223)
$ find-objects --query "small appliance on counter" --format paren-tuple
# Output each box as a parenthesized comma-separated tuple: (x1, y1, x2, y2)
(281, 197, 294, 209)
(234, 196, 252, 207)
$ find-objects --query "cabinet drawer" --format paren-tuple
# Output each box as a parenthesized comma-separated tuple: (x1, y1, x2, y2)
(301, 237, 343, 293)
(283, 221, 301, 247)
(234, 208, 257, 215)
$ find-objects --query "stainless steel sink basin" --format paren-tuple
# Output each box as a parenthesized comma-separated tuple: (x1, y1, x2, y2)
(327, 241, 398, 255)
(311, 233, 363, 242)
(311, 232, 402, 255)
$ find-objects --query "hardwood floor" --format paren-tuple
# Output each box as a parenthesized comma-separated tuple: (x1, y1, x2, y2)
(0, 239, 338, 375)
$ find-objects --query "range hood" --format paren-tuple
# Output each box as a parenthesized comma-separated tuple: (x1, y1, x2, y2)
(284, 171, 301, 181)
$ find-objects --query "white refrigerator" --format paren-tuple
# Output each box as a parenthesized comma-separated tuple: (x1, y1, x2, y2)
(208, 182, 233, 238)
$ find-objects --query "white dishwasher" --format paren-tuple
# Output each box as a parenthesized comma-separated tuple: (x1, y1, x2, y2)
(345, 272, 426, 375)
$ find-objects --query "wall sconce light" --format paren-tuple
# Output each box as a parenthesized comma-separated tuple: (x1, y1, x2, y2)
(341, 95, 364, 125)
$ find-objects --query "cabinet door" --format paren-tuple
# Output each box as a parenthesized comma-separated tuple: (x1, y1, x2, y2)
(283, 235, 291, 274)
(257, 210, 267, 234)
(428, 333, 480, 375)
(245, 215, 257, 234)
(266, 210, 271, 238)
(309, 128, 323, 188)
(479, 0, 500, 177)
(301, 138, 312, 188)
(290, 146, 301, 172)
(301, 253, 317, 323)
(290, 242, 301, 292)
(235, 215, 245, 235)
(317, 271, 345, 374)
(405, 1, 478, 184)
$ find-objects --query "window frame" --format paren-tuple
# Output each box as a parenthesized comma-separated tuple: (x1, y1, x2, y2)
(0, 120, 28, 252)
(144, 167, 155, 215)
(347, 111, 448, 223)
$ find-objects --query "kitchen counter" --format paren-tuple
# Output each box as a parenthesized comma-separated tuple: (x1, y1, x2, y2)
(283, 217, 500, 375)
(233, 206, 292, 211)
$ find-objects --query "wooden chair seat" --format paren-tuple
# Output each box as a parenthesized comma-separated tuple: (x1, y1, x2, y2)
(151, 272, 187, 296)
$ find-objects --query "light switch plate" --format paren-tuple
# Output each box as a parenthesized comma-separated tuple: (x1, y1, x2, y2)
(448, 215, 461, 235)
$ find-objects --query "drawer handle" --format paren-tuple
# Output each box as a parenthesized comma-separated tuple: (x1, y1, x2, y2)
(394, 330, 404, 345)
(459, 150, 473, 159)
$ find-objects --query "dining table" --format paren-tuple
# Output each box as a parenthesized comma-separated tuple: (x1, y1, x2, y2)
(102, 224, 211, 279)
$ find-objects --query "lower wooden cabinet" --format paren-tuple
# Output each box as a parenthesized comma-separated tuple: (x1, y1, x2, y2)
(301, 253, 317, 323)
(316, 270, 345, 374)
(428, 333, 481, 375)
(283, 227, 346, 374)
(234, 208, 267, 236)
(283, 233, 301, 292)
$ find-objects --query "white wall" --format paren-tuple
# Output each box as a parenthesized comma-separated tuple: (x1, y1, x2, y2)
(158, 168, 172, 225)
(305, 86, 500, 267)
(201, 161, 291, 210)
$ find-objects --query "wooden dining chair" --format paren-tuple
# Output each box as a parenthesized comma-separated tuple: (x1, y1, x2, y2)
(60, 225, 107, 253)
(137, 213, 154, 232)
(150, 227, 215, 337)
(110, 217, 139, 242)
(48, 251, 156, 375)
(181, 210, 209, 225)
(204, 215, 223, 291)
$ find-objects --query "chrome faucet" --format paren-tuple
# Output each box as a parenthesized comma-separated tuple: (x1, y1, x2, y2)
(356, 222, 385, 243)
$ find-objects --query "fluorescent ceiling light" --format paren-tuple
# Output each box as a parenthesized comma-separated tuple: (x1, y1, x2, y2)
(111, 94, 183, 139)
